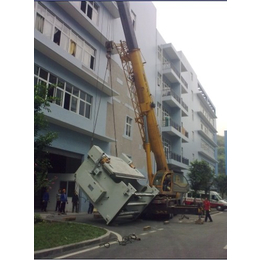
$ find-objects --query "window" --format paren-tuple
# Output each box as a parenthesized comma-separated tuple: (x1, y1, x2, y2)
(83, 44, 95, 70)
(34, 65, 93, 119)
(162, 108, 170, 126)
(158, 46, 162, 61)
(35, 13, 44, 33)
(192, 110, 194, 121)
(156, 102, 161, 118)
(34, 2, 96, 70)
(125, 116, 133, 137)
(163, 138, 171, 159)
(79, 92, 92, 118)
(70, 40, 76, 56)
(157, 73, 162, 86)
(80, 1, 99, 24)
(53, 27, 61, 45)
(80, 1, 86, 13)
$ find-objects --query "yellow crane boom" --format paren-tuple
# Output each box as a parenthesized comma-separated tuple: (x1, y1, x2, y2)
(109, 2, 189, 198)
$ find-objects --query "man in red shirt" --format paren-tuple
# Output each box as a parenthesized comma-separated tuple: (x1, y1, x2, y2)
(203, 197, 213, 222)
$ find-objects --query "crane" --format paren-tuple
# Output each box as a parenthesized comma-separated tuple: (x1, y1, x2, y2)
(109, 2, 189, 207)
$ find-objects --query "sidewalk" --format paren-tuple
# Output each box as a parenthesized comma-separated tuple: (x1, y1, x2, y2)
(34, 210, 113, 258)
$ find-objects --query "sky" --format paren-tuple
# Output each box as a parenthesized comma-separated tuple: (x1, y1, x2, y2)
(153, 1, 229, 136)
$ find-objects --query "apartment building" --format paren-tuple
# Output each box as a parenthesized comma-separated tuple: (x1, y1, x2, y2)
(34, 1, 218, 211)
(180, 51, 218, 175)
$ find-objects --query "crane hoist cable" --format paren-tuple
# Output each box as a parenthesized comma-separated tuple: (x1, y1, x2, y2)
(90, 9, 118, 155)
(106, 50, 118, 157)
(90, 53, 119, 157)
(90, 62, 108, 147)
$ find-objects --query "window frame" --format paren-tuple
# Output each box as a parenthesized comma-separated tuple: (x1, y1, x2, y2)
(124, 116, 133, 138)
(34, 65, 93, 119)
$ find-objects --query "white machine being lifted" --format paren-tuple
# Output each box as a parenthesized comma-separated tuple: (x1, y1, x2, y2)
(76, 145, 159, 225)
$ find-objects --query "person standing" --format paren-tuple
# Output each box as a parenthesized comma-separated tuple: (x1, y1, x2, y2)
(88, 201, 94, 214)
(72, 191, 79, 213)
(60, 189, 68, 215)
(41, 189, 49, 212)
(203, 197, 213, 222)
(55, 189, 61, 212)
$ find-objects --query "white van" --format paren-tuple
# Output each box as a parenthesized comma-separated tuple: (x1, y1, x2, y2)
(184, 190, 227, 211)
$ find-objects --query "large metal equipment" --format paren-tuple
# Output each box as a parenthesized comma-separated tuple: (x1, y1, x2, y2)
(76, 146, 159, 225)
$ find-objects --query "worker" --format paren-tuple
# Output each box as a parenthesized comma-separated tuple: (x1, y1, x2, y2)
(203, 197, 213, 222)
(163, 175, 171, 191)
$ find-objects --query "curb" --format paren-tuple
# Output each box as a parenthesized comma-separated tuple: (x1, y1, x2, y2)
(34, 229, 112, 258)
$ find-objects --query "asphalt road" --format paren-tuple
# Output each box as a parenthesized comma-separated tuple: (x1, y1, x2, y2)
(52, 210, 227, 259)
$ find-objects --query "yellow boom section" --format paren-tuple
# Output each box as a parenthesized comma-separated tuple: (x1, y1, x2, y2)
(112, 41, 169, 186)
(129, 49, 169, 173)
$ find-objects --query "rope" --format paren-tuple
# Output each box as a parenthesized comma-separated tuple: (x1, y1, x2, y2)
(90, 64, 108, 147)
(107, 51, 118, 157)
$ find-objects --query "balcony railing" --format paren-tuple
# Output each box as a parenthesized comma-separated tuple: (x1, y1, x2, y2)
(182, 157, 189, 165)
(180, 75, 188, 88)
(162, 88, 180, 103)
(165, 151, 181, 163)
(162, 118, 189, 139)
(165, 151, 189, 166)
(162, 117, 181, 132)
(163, 62, 180, 78)
(162, 88, 188, 112)
(181, 126, 189, 138)
(181, 99, 188, 112)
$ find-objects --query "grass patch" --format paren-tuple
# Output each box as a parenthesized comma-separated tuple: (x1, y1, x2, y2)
(34, 221, 106, 251)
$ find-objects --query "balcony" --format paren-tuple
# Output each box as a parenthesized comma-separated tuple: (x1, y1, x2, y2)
(161, 43, 180, 61)
(198, 150, 218, 163)
(162, 62, 179, 83)
(180, 75, 188, 90)
(198, 129, 218, 147)
(165, 151, 189, 170)
(102, 2, 119, 18)
(197, 108, 217, 132)
(197, 83, 216, 117)
(162, 118, 189, 143)
(181, 126, 189, 139)
(162, 89, 188, 117)
(162, 62, 188, 94)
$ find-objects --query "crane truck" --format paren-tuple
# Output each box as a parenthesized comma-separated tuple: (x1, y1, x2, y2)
(76, 1, 197, 225)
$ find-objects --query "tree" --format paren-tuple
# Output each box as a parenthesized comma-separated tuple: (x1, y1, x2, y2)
(34, 84, 58, 194)
(188, 160, 215, 196)
(214, 174, 227, 198)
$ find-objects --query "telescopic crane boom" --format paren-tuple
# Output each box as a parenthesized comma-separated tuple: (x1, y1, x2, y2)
(112, 1, 189, 200)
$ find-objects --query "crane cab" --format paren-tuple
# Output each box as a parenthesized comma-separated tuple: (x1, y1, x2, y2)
(153, 171, 190, 196)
